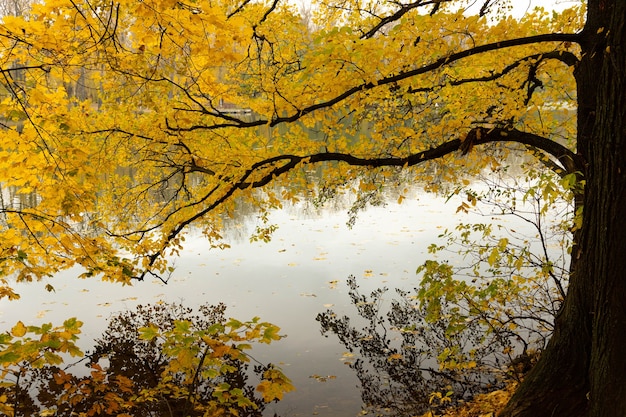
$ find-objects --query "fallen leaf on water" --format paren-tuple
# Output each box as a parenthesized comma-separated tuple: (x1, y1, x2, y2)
(310, 374, 337, 382)
(36, 310, 50, 318)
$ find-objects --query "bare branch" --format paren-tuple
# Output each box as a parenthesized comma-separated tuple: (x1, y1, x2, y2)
(227, 0, 253, 18)
(479, 0, 498, 16)
(0, 64, 50, 74)
(361, 1, 426, 39)
(259, 0, 280, 25)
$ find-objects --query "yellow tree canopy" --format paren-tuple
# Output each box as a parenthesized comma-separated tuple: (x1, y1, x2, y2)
(0, 0, 584, 292)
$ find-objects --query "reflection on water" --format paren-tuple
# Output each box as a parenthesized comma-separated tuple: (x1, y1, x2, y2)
(0, 192, 522, 416)
(5, 302, 278, 417)
(317, 276, 508, 416)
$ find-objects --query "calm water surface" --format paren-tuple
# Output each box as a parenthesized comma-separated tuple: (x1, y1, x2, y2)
(0, 192, 496, 416)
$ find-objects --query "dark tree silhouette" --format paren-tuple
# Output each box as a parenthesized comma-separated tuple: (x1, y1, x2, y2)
(317, 276, 533, 416)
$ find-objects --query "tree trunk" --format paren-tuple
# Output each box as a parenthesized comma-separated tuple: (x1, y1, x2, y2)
(501, 1, 626, 416)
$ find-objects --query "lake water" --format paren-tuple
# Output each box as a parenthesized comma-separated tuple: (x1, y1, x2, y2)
(0, 190, 528, 416)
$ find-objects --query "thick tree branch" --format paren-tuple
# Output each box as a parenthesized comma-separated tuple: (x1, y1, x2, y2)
(407, 50, 578, 94)
(135, 127, 580, 280)
(169, 33, 581, 132)
(460, 127, 583, 175)
(241, 127, 580, 187)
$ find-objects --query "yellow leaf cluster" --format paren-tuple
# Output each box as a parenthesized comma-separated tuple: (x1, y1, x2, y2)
(422, 382, 517, 417)
(0, 0, 584, 296)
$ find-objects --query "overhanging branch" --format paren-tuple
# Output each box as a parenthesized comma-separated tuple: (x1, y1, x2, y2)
(135, 126, 581, 280)
(462, 127, 583, 176)
(408, 50, 578, 94)
(239, 127, 581, 188)
(169, 33, 581, 132)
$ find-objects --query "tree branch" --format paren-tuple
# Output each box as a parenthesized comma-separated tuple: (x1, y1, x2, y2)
(0, 64, 50, 74)
(407, 50, 578, 94)
(170, 33, 581, 132)
(461, 127, 583, 175)
(361, 1, 429, 39)
(226, 0, 253, 18)
(241, 127, 580, 186)
(135, 127, 581, 280)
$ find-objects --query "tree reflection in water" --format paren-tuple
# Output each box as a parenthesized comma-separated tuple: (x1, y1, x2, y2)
(317, 276, 509, 416)
(1, 303, 282, 417)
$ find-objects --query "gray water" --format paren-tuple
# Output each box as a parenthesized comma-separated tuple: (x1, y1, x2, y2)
(0, 191, 526, 416)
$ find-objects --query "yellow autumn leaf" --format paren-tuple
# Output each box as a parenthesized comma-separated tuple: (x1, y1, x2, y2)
(11, 321, 27, 337)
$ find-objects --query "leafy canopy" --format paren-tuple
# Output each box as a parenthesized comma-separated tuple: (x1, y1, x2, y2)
(0, 0, 586, 414)
(0, 0, 583, 290)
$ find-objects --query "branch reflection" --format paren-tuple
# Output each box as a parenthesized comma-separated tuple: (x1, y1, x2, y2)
(317, 276, 511, 416)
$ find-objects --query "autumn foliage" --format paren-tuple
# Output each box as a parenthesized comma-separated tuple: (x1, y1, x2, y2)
(0, 0, 583, 287)
(3, 0, 620, 414)
(0, 302, 293, 416)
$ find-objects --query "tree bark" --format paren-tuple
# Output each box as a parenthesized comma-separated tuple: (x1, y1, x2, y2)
(586, 1, 626, 413)
(501, 1, 626, 416)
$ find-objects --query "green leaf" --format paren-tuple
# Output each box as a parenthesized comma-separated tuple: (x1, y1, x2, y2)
(173, 320, 192, 334)
(0, 351, 21, 364)
(138, 324, 160, 341)
(62, 317, 83, 332)
(261, 325, 282, 343)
